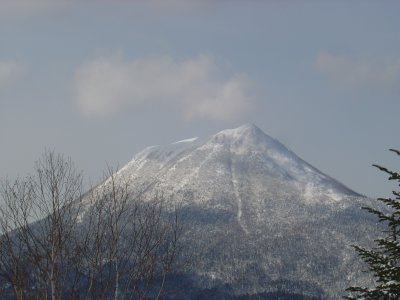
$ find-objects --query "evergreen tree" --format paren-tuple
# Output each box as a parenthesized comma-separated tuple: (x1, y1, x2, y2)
(345, 149, 400, 300)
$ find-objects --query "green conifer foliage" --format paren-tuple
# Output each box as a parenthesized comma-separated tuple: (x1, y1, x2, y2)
(345, 149, 400, 300)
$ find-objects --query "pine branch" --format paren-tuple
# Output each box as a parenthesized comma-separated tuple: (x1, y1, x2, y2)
(373, 164, 400, 181)
(390, 149, 400, 156)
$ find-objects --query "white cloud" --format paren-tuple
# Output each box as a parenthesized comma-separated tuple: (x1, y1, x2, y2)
(74, 54, 253, 121)
(0, 61, 25, 85)
(316, 53, 400, 90)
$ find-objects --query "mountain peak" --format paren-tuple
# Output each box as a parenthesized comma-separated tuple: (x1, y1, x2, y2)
(217, 123, 263, 137)
(119, 123, 360, 204)
(234, 123, 260, 132)
(213, 123, 266, 142)
(211, 124, 288, 156)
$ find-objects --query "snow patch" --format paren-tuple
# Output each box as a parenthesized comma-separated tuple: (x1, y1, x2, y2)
(230, 156, 249, 234)
(173, 137, 198, 144)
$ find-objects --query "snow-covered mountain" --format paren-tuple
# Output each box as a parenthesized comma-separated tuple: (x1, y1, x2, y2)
(103, 124, 378, 299)
(118, 123, 360, 205)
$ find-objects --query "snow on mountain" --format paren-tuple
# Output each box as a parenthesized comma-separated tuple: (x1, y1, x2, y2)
(96, 124, 378, 299)
(117, 123, 360, 206)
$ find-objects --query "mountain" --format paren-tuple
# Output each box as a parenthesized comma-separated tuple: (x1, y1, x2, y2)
(105, 124, 378, 299)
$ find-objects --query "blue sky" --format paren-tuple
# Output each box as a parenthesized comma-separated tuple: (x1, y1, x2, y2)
(1, 1, 399, 198)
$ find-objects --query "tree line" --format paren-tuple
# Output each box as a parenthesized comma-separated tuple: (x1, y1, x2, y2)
(0, 151, 182, 300)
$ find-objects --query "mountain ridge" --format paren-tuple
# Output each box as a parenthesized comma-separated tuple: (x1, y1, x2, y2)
(94, 124, 377, 298)
(117, 123, 362, 205)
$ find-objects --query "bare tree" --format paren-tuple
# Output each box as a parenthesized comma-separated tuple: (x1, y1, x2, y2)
(0, 151, 84, 300)
(0, 151, 182, 300)
(0, 179, 33, 300)
(80, 167, 182, 300)
(0, 152, 183, 300)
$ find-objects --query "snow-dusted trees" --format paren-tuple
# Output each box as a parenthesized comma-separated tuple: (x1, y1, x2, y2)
(345, 149, 400, 299)
(0, 151, 182, 300)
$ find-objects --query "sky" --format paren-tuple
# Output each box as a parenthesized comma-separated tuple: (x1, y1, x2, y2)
(1, 0, 399, 198)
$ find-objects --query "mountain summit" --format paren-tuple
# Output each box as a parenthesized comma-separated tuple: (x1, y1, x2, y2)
(109, 124, 375, 299)
(118, 123, 360, 206)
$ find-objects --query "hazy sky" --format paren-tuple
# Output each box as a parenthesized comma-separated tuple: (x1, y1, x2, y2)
(1, 1, 399, 198)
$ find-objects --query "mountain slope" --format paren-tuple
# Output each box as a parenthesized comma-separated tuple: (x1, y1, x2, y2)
(106, 124, 377, 299)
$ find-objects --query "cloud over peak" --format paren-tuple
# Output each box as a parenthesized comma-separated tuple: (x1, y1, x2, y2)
(74, 54, 253, 121)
